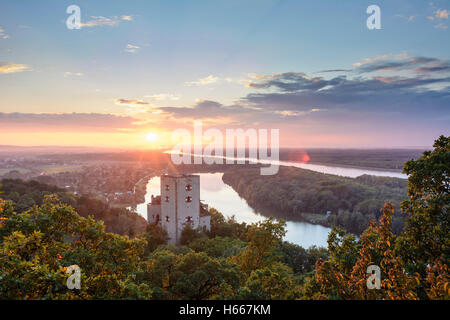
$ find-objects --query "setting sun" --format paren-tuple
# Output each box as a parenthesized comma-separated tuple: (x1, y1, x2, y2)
(145, 132, 158, 143)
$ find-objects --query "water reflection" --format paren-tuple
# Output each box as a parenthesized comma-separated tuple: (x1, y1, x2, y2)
(132, 172, 332, 248)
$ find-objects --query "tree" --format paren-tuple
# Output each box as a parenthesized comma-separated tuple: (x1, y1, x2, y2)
(144, 249, 240, 299)
(232, 217, 286, 274)
(142, 223, 169, 255)
(179, 224, 205, 246)
(0, 195, 151, 299)
(397, 135, 449, 298)
(314, 204, 418, 300)
(237, 262, 296, 300)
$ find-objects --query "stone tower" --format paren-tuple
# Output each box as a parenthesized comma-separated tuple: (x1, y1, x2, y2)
(147, 174, 210, 245)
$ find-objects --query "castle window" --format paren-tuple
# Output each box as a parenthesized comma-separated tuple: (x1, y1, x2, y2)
(185, 184, 192, 191)
(165, 216, 170, 222)
(186, 216, 193, 223)
(165, 184, 170, 191)
(185, 196, 192, 203)
(165, 196, 169, 202)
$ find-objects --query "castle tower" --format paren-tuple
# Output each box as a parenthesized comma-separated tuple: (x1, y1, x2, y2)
(147, 174, 209, 245)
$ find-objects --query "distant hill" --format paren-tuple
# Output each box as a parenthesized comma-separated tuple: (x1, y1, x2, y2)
(0, 145, 125, 155)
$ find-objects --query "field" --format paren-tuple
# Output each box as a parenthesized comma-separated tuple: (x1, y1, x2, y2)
(38, 164, 84, 174)
(0, 168, 31, 175)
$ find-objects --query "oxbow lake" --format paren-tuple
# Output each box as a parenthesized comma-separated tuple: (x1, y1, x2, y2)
(130, 162, 405, 248)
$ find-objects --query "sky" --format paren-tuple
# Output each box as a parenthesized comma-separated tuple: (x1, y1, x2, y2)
(0, 0, 449, 149)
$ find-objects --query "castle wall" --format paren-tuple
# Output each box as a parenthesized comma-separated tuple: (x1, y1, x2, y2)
(147, 203, 161, 223)
(148, 174, 209, 245)
(161, 175, 178, 244)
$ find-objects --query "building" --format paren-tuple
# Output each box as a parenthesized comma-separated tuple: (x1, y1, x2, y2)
(147, 174, 211, 244)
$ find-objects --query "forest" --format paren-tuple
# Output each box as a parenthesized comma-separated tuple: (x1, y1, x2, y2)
(223, 166, 408, 235)
(0, 136, 448, 299)
(0, 179, 147, 235)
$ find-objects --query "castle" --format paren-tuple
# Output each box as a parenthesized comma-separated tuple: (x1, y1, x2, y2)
(147, 174, 211, 245)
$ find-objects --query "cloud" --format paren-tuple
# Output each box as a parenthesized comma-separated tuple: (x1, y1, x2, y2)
(318, 69, 352, 73)
(0, 62, 30, 74)
(151, 54, 450, 131)
(115, 99, 149, 106)
(124, 44, 140, 53)
(394, 14, 416, 22)
(352, 53, 409, 67)
(435, 9, 449, 19)
(434, 22, 449, 29)
(274, 109, 322, 117)
(0, 113, 140, 132)
(241, 69, 450, 121)
(185, 75, 219, 86)
(155, 99, 251, 123)
(64, 72, 83, 78)
(144, 94, 180, 101)
(246, 72, 347, 92)
(0, 26, 9, 39)
(80, 15, 134, 28)
(350, 55, 450, 74)
(429, 7, 449, 29)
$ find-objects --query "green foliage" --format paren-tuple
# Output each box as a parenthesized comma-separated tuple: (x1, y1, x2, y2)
(223, 166, 407, 235)
(232, 218, 286, 274)
(0, 194, 308, 300)
(309, 136, 450, 300)
(0, 195, 150, 299)
(314, 204, 419, 300)
(236, 262, 296, 300)
(278, 242, 328, 274)
(0, 179, 146, 235)
(188, 236, 246, 258)
(142, 223, 169, 255)
(3, 137, 446, 300)
(179, 224, 206, 246)
(142, 248, 241, 299)
(396, 135, 450, 298)
(208, 208, 248, 240)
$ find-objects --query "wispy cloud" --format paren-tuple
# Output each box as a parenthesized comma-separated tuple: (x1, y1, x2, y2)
(64, 71, 83, 78)
(427, 5, 449, 29)
(434, 22, 448, 29)
(0, 112, 140, 132)
(435, 9, 449, 19)
(394, 14, 416, 22)
(0, 26, 9, 39)
(353, 55, 450, 74)
(352, 53, 408, 67)
(80, 15, 134, 28)
(115, 99, 149, 106)
(0, 62, 30, 74)
(124, 44, 140, 53)
(144, 93, 180, 101)
(185, 75, 219, 86)
(120, 15, 134, 21)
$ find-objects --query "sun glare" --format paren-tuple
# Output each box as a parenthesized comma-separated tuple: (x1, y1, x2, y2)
(145, 132, 158, 143)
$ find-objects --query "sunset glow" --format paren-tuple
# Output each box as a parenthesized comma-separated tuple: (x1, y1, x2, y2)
(145, 132, 159, 143)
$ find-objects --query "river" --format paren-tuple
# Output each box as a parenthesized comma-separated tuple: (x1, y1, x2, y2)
(130, 162, 405, 248)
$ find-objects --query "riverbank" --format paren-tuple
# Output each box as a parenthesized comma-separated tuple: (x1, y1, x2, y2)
(222, 166, 407, 235)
